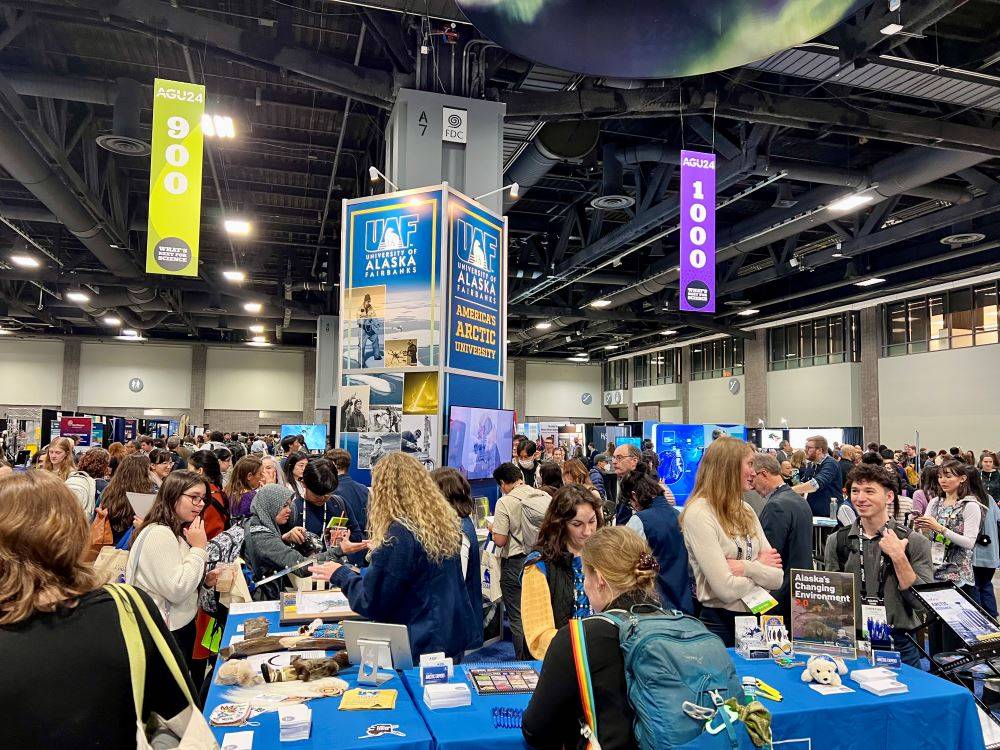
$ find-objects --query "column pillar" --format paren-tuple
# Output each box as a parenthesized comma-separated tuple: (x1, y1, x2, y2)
(302, 349, 317, 423)
(189, 344, 207, 428)
(512, 358, 527, 418)
(680, 346, 691, 423)
(743, 332, 768, 426)
(61, 340, 80, 411)
(860, 307, 880, 445)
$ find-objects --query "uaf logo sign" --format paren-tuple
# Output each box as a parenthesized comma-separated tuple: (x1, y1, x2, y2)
(363, 214, 419, 279)
(453, 217, 498, 305)
(442, 107, 467, 144)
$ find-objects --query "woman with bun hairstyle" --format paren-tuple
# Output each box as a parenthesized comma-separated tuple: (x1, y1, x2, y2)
(680, 437, 783, 646)
(523, 526, 659, 750)
(520, 484, 603, 659)
(621, 462, 693, 614)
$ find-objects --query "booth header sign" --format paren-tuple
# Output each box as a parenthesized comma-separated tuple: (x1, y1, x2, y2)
(146, 78, 205, 276)
(59, 417, 93, 447)
(679, 149, 716, 313)
(447, 194, 502, 377)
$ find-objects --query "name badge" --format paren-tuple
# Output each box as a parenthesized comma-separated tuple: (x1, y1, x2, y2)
(931, 542, 946, 566)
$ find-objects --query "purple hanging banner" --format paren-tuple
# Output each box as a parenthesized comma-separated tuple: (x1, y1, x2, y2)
(679, 149, 716, 312)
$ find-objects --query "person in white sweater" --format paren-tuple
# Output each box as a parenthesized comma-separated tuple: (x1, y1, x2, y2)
(126, 470, 219, 676)
(680, 437, 784, 647)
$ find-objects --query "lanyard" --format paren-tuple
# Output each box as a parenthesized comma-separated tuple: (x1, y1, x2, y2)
(734, 535, 753, 561)
(858, 523, 891, 602)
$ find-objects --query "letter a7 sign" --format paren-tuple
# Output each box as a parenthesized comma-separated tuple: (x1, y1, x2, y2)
(679, 149, 716, 312)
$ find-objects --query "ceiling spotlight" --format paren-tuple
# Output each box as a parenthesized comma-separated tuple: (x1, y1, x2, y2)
(737, 308, 761, 317)
(831, 252, 845, 258)
(9, 254, 39, 268)
(880, 22, 904, 35)
(0, 327, 9, 335)
(854, 277, 886, 287)
(604, 344, 618, 350)
(244, 301, 263, 313)
(534, 321, 552, 330)
(202, 114, 236, 139)
(567, 355, 589, 362)
(368, 166, 399, 191)
(121, 328, 138, 337)
(66, 291, 90, 303)
(102, 316, 122, 326)
(222, 269, 246, 283)
(590, 299, 612, 309)
(224, 218, 252, 236)
(249, 323, 265, 334)
(660, 329, 678, 335)
(247, 339, 272, 347)
(474, 183, 521, 201)
(251, 335, 266, 343)
(828, 194, 875, 213)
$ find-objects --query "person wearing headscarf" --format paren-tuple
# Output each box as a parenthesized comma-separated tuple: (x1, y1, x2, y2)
(242, 484, 311, 600)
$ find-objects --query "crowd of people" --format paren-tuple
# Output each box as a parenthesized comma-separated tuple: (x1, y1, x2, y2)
(2, 425, 999, 749)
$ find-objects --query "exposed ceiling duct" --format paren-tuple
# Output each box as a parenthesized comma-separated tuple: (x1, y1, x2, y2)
(95, 77, 150, 156)
(591, 143, 634, 210)
(503, 120, 600, 210)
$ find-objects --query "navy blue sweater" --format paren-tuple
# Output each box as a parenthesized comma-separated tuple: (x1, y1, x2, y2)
(330, 521, 478, 660)
(335, 474, 371, 566)
(461, 516, 484, 651)
(636, 496, 693, 614)
(800, 455, 843, 517)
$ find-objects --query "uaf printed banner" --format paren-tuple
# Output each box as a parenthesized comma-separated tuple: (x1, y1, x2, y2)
(447, 194, 504, 377)
(342, 189, 444, 370)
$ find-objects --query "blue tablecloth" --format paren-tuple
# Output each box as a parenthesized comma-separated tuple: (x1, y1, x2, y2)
(398, 652, 985, 750)
(203, 609, 432, 750)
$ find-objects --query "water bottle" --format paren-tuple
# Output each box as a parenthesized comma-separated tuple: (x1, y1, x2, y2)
(830, 498, 838, 520)
(742, 676, 758, 705)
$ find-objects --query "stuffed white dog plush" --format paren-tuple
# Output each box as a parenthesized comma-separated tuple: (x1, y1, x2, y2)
(801, 654, 848, 687)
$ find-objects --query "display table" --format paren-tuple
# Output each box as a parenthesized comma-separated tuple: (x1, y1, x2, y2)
(398, 652, 985, 750)
(203, 608, 433, 750)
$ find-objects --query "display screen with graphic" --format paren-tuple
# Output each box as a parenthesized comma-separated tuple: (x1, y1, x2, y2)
(447, 406, 514, 481)
(446, 193, 503, 377)
(789, 428, 845, 451)
(761, 429, 785, 450)
(593, 425, 631, 452)
(457, 0, 868, 79)
(281, 424, 329, 452)
(59, 417, 93, 447)
(653, 423, 747, 506)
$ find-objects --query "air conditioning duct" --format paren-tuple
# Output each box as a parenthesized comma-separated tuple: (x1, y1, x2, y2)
(504, 121, 600, 211)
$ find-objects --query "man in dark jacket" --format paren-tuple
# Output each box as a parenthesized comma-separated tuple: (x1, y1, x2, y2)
(754, 454, 814, 619)
(589, 454, 610, 500)
(325, 448, 369, 565)
(793, 435, 843, 518)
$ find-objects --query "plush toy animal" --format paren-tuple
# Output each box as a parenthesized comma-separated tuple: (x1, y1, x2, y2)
(800, 655, 848, 687)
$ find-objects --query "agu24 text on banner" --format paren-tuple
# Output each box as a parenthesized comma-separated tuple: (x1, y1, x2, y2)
(145, 79, 205, 276)
(679, 149, 716, 313)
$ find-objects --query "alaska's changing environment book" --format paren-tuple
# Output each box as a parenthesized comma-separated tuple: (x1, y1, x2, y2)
(790, 568, 857, 659)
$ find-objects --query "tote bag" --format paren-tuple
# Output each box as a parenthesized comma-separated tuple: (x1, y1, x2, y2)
(105, 584, 218, 750)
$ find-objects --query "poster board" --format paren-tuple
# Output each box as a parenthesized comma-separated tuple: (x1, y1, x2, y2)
(791, 568, 857, 659)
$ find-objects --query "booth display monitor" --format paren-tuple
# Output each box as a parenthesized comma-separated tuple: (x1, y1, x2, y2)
(789, 428, 845, 450)
(448, 406, 514, 481)
(652, 423, 747, 506)
(761, 428, 784, 450)
(281, 424, 330, 452)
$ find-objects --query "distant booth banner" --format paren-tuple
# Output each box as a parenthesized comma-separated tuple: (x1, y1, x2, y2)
(336, 185, 507, 487)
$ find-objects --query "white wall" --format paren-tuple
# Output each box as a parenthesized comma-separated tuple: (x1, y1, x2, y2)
(0, 338, 63, 405)
(632, 383, 680, 404)
(525, 362, 602, 419)
(205, 348, 305, 412)
(688, 375, 745, 424)
(660, 403, 684, 422)
(766, 362, 862, 428)
(79, 343, 192, 409)
(879, 345, 1000, 450)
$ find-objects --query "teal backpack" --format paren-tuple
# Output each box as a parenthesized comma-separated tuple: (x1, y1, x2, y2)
(595, 605, 747, 750)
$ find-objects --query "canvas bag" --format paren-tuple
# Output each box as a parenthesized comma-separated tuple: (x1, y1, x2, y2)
(85, 510, 115, 563)
(481, 535, 504, 603)
(105, 584, 218, 750)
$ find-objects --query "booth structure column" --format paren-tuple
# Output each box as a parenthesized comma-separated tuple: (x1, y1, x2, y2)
(680, 346, 692, 423)
(302, 349, 317, 424)
(61, 340, 80, 412)
(860, 307, 881, 445)
(743, 333, 767, 426)
(512, 358, 527, 418)
(189, 344, 206, 427)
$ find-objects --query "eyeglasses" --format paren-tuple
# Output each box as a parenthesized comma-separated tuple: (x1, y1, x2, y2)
(181, 492, 206, 505)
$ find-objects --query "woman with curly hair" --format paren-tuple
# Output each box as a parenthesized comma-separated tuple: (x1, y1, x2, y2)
(310, 452, 478, 660)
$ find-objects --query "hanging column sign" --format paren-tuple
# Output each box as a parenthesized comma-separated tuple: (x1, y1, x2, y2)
(679, 150, 716, 313)
(145, 79, 205, 276)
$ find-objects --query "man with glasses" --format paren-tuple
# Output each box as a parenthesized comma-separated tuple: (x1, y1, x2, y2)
(754, 453, 813, 618)
(612, 443, 641, 525)
(793, 435, 844, 519)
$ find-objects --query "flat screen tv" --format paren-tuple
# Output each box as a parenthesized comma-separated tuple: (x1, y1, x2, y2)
(448, 406, 515, 481)
(281, 424, 330, 452)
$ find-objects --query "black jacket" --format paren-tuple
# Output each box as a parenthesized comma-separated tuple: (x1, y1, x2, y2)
(523, 591, 650, 750)
(759, 484, 814, 619)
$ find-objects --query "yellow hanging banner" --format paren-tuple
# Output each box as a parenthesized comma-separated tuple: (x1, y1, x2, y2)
(145, 78, 205, 276)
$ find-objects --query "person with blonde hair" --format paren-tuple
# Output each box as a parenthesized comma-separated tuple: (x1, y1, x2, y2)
(523, 526, 659, 749)
(0, 470, 194, 749)
(681, 437, 783, 646)
(225, 454, 265, 518)
(44, 436, 97, 519)
(310, 452, 478, 660)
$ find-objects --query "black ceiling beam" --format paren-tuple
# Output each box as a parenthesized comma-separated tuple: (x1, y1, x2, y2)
(688, 116, 740, 160)
(69, 0, 400, 108)
(358, 8, 415, 75)
(831, 0, 967, 63)
(666, 314, 756, 340)
(508, 304, 648, 323)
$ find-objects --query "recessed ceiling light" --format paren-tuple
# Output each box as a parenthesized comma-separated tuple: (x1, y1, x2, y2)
(831, 252, 845, 258)
(568, 355, 589, 362)
(0, 328, 9, 335)
(737, 308, 761, 317)
(660, 329, 678, 335)
(102, 316, 122, 326)
(249, 323, 265, 334)
(222, 269, 245, 282)
(534, 321, 552, 330)
(9, 254, 39, 268)
(251, 335, 266, 343)
(224, 218, 252, 236)
(829, 194, 875, 212)
(854, 277, 886, 287)
(244, 301, 263, 313)
(121, 328, 138, 337)
(604, 344, 618, 350)
(247, 340, 272, 347)
(202, 114, 236, 138)
(590, 299, 612, 308)
(880, 22, 904, 35)
(66, 291, 90, 303)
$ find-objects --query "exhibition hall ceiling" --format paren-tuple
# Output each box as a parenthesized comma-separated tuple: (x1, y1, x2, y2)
(0, 0, 997, 357)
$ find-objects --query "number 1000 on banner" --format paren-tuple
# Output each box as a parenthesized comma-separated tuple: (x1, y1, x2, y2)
(679, 149, 716, 313)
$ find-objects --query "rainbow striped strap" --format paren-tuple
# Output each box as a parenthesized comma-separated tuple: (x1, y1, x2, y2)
(569, 617, 598, 742)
